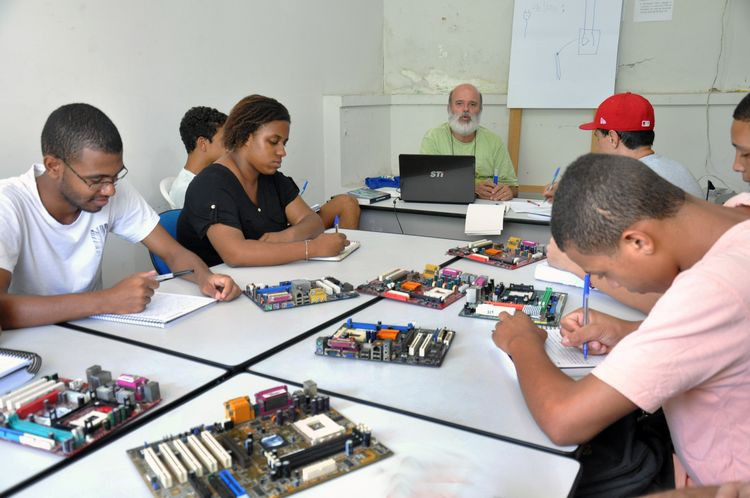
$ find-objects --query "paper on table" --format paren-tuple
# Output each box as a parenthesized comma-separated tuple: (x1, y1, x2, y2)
(465, 204, 505, 235)
(506, 199, 552, 217)
(544, 328, 605, 369)
(534, 261, 586, 288)
(90, 292, 216, 328)
(310, 240, 361, 261)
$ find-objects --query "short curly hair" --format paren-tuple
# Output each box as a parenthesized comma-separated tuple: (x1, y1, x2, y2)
(41, 103, 122, 163)
(179, 106, 227, 153)
(223, 95, 290, 151)
(733, 93, 750, 122)
(551, 153, 685, 255)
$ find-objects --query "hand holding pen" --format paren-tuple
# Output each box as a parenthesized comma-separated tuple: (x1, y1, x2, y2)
(543, 166, 561, 201)
(582, 273, 591, 359)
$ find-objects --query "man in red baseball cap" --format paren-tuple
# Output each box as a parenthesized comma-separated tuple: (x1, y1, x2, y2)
(545, 92, 702, 200)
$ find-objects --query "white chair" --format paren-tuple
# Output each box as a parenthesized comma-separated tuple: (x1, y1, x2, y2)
(159, 176, 177, 209)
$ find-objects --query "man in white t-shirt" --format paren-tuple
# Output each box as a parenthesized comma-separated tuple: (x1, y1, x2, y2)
(493, 154, 750, 486)
(0, 103, 241, 330)
(168, 106, 227, 209)
(545, 92, 703, 199)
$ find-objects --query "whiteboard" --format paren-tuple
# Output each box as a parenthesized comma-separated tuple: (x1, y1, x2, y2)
(507, 0, 624, 109)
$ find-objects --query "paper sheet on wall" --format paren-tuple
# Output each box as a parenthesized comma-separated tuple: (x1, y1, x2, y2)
(507, 0, 624, 108)
(634, 0, 673, 22)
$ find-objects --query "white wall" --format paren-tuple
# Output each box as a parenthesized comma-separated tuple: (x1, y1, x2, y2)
(0, 0, 384, 285)
(319, 0, 749, 197)
(384, 0, 750, 95)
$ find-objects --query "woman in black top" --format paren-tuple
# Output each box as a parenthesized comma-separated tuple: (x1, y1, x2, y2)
(177, 95, 347, 266)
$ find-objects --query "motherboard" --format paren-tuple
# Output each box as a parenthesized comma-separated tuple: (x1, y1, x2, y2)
(356, 264, 485, 310)
(459, 281, 567, 327)
(315, 318, 455, 367)
(127, 381, 392, 497)
(244, 277, 359, 311)
(0, 364, 160, 456)
(447, 237, 546, 269)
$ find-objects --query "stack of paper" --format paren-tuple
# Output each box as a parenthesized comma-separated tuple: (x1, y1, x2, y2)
(90, 292, 216, 328)
(465, 204, 506, 235)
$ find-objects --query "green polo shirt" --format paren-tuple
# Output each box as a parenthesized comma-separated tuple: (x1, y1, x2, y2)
(419, 123, 518, 185)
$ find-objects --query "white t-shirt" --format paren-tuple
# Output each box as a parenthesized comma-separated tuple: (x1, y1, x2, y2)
(639, 153, 703, 198)
(168, 168, 196, 209)
(0, 164, 160, 295)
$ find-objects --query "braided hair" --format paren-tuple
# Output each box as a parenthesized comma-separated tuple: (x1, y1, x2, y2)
(223, 95, 290, 151)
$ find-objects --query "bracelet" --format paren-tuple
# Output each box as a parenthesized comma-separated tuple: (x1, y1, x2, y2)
(304, 239, 309, 261)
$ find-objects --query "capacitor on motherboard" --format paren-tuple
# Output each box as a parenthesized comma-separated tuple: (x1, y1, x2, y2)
(244, 434, 254, 455)
(316, 396, 325, 413)
(275, 409, 284, 426)
(345, 438, 354, 456)
(322, 396, 330, 411)
(282, 460, 291, 478)
(363, 429, 372, 447)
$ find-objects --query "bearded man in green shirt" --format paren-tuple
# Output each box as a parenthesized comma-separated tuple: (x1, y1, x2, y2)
(420, 83, 518, 201)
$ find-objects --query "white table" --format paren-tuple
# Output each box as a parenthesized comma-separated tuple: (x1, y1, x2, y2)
(67, 230, 466, 368)
(0, 325, 225, 495)
(360, 197, 552, 241)
(251, 259, 646, 454)
(18, 372, 581, 498)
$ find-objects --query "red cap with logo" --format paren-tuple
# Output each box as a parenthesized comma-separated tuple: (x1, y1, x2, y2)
(579, 92, 655, 131)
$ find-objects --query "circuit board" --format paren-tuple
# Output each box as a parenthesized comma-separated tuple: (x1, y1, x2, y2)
(447, 236, 546, 269)
(315, 318, 455, 367)
(244, 277, 359, 311)
(127, 381, 392, 497)
(0, 365, 161, 456)
(356, 264, 485, 310)
(459, 281, 568, 327)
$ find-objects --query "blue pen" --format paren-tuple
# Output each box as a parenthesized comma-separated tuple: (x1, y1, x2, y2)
(334, 215, 339, 233)
(550, 166, 561, 185)
(300, 180, 309, 196)
(582, 273, 591, 359)
(493, 168, 499, 185)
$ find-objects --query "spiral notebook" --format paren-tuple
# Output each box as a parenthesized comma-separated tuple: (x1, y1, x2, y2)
(498, 326, 606, 379)
(0, 348, 42, 395)
(90, 292, 216, 328)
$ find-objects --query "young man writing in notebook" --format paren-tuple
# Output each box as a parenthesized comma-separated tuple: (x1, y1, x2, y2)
(0, 103, 242, 330)
(492, 154, 750, 487)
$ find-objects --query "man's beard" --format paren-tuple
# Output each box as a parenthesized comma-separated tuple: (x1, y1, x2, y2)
(448, 111, 480, 137)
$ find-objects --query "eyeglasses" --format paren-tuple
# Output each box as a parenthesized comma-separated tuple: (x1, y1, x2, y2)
(64, 161, 128, 190)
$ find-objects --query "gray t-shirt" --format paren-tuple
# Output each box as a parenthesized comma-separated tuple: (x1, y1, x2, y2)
(639, 154, 703, 198)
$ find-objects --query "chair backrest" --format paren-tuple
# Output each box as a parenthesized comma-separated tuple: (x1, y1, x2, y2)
(159, 176, 177, 209)
(149, 209, 181, 274)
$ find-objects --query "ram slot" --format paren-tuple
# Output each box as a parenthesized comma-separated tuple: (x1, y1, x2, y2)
(443, 331, 455, 346)
(11, 381, 64, 410)
(315, 280, 335, 296)
(1, 379, 54, 410)
(172, 438, 203, 477)
(418, 333, 431, 357)
(158, 442, 188, 484)
(200, 431, 232, 468)
(143, 446, 173, 489)
(408, 333, 424, 356)
(187, 434, 218, 473)
(322, 278, 341, 294)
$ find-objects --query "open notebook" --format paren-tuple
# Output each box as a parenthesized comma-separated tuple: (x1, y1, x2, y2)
(498, 326, 605, 379)
(0, 348, 42, 395)
(90, 292, 216, 328)
(310, 240, 361, 262)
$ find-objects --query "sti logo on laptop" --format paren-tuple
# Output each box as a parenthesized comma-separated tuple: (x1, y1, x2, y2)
(430, 171, 445, 178)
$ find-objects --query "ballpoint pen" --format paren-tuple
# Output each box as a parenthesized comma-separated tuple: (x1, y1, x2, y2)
(155, 269, 194, 282)
(545, 166, 561, 193)
(334, 215, 339, 234)
(582, 273, 591, 359)
(300, 180, 309, 196)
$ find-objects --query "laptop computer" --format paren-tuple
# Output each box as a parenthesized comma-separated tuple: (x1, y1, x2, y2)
(399, 154, 475, 204)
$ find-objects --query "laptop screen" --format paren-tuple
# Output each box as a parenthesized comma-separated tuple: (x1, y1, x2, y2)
(399, 154, 476, 204)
